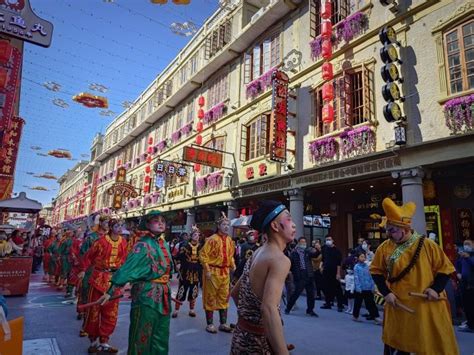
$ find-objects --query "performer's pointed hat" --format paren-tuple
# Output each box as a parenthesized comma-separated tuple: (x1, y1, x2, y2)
(379, 198, 416, 228)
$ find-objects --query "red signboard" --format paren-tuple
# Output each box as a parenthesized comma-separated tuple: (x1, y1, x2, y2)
(270, 70, 289, 162)
(183, 146, 223, 169)
(0, 257, 33, 295)
(0, 116, 24, 177)
(0, 175, 13, 200)
(89, 171, 99, 214)
(440, 208, 456, 262)
(0, 45, 21, 131)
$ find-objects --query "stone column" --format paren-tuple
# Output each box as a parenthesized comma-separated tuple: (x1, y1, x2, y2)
(226, 201, 239, 238)
(184, 208, 196, 234)
(285, 188, 305, 240)
(392, 167, 426, 235)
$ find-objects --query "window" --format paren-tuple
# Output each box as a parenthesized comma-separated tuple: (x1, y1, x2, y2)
(310, 0, 351, 39)
(241, 114, 270, 161)
(314, 66, 374, 137)
(147, 98, 154, 115)
(202, 137, 225, 175)
(444, 20, 474, 94)
(207, 73, 229, 107)
(175, 111, 183, 131)
(205, 20, 232, 59)
(243, 34, 280, 83)
(189, 53, 199, 76)
(186, 99, 195, 123)
(179, 66, 188, 86)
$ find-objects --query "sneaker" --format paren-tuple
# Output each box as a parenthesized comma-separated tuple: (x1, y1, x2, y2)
(218, 324, 232, 333)
(344, 309, 352, 314)
(97, 343, 118, 353)
(206, 324, 218, 334)
(188, 310, 196, 317)
(320, 304, 331, 309)
(80, 330, 88, 337)
(306, 310, 319, 317)
(374, 318, 382, 325)
(87, 345, 98, 354)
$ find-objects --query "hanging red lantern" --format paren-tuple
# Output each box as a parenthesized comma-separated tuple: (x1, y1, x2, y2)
(117, 159, 122, 166)
(321, 21, 333, 39)
(147, 146, 154, 154)
(322, 62, 334, 81)
(194, 163, 201, 172)
(148, 137, 154, 145)
(321, 1, 332, 20)
(197, 121, 203, 132)
(144, 185, 150, 193)
(198, 96, 205, 107)
(322, 82, 334, 101)
(322, 39, 332, 59)
(198, 108, 205, 119)
(146, 156, 152, 164)
(195, 134, 203, 145)
(144, 175, 151, 183)
(322, 103, 335, 124)
(145, 165, 151, 174)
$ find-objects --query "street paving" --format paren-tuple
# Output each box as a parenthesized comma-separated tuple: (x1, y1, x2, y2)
(5, 274, 474, 354)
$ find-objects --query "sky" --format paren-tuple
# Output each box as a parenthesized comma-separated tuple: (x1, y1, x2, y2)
(14, 0, 219, 205)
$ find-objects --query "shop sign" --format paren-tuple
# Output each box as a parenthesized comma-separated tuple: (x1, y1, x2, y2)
(269, 70, 289, 163)
(155, 174, 165, 189)
(246, 167, 254, 180)
(0, 0, 53, 47)
(0, 256, 32, 295)
(440, 208, 456, 262)
(107, 167, 138, 210)
(154, 161, 188, 177)
(0, 44, 21, 131)
(259, 163, 267, 176)
(183, 146, 223, 169)
(245, 163, 268, 181)
(0, 175, 12, 200)
(168, 186, 185, 199)
(424, 205, 443, 246)
(0, 116, 24, 177)
(456, 208, 473, 241)
(89, 171, 99, 213)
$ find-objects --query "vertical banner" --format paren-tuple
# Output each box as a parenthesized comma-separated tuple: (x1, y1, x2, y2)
(89, 171, 99, 214)
(440, 208, 456, 262)
(0, 116, 24, 201)
(424, 205, 443, 246)
(456, 208, 473, 242)
(0, 44, 21, 132)
(269, 70, 289, 163)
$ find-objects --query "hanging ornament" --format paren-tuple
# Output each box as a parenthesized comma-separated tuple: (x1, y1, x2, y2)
(322, 82, 334, 101)
(322, 103, 334, 124)
(53, 98, 69, 108)
(43, 81, 62, 92)
(144, 176, 151, 183)
(197, 121, 203, 132)
(122, 101, 133, 109)
(194, 163, 201, 172)
(29, 186, 49, 191)
(30, 146, 42, 151)
(170, 21, 198, 37)
(145, 165, 151, 174)
(147, 146, 154, 154)
(144, 185, 150, 193)
(195, 134, 203, 145)
(198, 108, 205, 119)
(322, 39, 332, 59)
(146, 156, 152, 164)
(89, 83, 108, 93)
(198, 96, 205, 107)
(148, 137, 154, 145)
(321, 20, 333, 39)
(321, 0, 332, 19)
(35, 173, 58, 180)
(322, 62, 334, 80)
(100, 110, 115, 117)
(47, 149, 72, 159)
(73, 92, 109, 109)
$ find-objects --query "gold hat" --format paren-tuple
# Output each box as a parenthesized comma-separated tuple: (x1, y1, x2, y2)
(379, 198, 416, 229)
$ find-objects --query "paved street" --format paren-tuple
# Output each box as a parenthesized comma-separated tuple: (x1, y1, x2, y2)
(6, 273, 474, 355)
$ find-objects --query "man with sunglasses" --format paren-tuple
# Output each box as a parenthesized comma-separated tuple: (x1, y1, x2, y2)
(370, 198, 458, 355)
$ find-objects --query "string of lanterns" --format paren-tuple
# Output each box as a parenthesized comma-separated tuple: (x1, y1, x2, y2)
(320, 0, 335, 125)
(144, 137, 154, 194)
(194, 95, 205, 173)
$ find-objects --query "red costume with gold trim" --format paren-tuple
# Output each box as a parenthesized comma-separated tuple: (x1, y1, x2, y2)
(83, 234, 128, 344)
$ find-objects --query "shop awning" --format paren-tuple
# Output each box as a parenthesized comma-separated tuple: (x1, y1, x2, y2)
(231, 215, 252, 228)
(0, 192, 43, 214)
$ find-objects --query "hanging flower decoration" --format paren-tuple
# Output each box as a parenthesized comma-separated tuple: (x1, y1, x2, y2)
(180, 122, 193, 136)
(30, 145, 42, 150)
(171, 130, 181, 144)
(89, 83, 108, 93)
(170, 21, 198, 37)
(73, 92, 109, 109)
(204, 102, 226, 125)
(122, 101, 133, 109)
(100, 110, 115, 117)
(47, 149, 72, 159)
(309, 137, 338, 162)
(53, 98, 69, 108)
(339, 126, 375, 157)
(35, 172, 58, 180)
(245, 67, 277, 100)
(43, 81, 61, 92)
(444, 93, 474, 134)
(196, 177, 207, 192)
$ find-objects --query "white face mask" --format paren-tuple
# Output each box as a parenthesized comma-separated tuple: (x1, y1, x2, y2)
(326, 240, 333, 247)
(362, 243, 368, 251)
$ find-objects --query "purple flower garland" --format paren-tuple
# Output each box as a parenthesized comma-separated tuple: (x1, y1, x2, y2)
(309, 137, 338, 161)
(196, 177, 207, 192)
(204, 102, 227, 124)
(246, 67, 277, 100)
(310, 11, 368, 60)
(444, 94, 474, 134)
(207, 171, 223, 190)
(171, 130, 181, 144)
(156, 140, 167, 152)
(339, 126, 375, 156)
(180, 123, 193, 136)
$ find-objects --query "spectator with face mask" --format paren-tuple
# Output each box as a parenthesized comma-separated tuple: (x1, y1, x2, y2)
(234, 230, 259, 280)
(456, 239, 474, 333)
(321, 236, 344, 312)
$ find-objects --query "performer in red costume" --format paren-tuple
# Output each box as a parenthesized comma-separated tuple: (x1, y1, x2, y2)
(82, 219, 128, 354)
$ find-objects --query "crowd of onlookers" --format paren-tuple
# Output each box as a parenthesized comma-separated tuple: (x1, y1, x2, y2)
(0, 229, 45, 272)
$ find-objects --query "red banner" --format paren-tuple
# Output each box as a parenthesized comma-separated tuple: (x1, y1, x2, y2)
(0, 175, 13, 200)
(89, 171, 99, 214)
(0, 116, 24, 177)
(0, 44, 21, 131)
(270, 70, 289, 163)
(0, 257, 33, 296)
(440, 208, 456, 262)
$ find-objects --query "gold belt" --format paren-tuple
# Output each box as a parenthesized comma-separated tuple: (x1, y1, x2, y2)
(151, 275, 169, 284)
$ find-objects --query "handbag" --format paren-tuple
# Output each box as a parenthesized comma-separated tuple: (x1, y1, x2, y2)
(0, 316, 23, 355)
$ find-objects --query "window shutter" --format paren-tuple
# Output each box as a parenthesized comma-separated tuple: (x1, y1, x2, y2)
(240, 124, 248, 161)
(271, 35, 280, 68)
(222, 73, 229, 101)
(310, 0, 320, 39)
(253, 45, 261, 79)
(244, 52, 252, 83)
(263, 39, 271, 73)
(219, 23, 226, 49)
(362, 64, 374, 123)
(224, 19, 232, 45)
(341, 72, 352, 126)
(205, 36, 211, 60)
(212, 30, 219, 57)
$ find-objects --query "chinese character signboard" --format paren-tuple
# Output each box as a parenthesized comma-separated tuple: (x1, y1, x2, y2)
(0, 0, 53, 47)
(107, 167, 138, 210)
(183, 146, 223, 169)
(269, 70, 289, 162)
(0, 256, 33, 295)
(0, 43, 21, 131)
(0, 116, 24, 178)
(456, 208, 473, 241)
(424, 205, 443, 246)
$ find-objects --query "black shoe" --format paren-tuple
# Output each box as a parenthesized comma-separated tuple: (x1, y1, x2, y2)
(320, 304, 331, 309)
(337, 307, 344, 312)
(363, 313, 370, 317)
(306, 310, 319, 317)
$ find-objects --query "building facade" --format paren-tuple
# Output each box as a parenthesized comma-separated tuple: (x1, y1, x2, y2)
(52, 0, 474, 256)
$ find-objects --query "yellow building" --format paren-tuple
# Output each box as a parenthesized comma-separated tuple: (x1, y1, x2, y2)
(53, 0, 474, 254)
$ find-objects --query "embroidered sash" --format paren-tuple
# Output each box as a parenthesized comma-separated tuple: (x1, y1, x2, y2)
(387, 233, 419, 278)
(387, 232, 425, 283)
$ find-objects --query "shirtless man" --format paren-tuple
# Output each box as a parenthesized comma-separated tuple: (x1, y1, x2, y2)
(230, 200, 296, 354)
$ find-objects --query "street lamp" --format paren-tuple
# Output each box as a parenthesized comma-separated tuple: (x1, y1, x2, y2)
(394, 123, 406, 146)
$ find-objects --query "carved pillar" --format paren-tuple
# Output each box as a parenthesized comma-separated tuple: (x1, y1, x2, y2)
(284, 188, 304, 241)
(392, 167, 426, 235)
(226, 201, 239, 237)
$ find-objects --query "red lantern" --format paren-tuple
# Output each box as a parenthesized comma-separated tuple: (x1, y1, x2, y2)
(148, 137, 154, 145)
(322, 82, 334, 101)
(198, 96, 205, 107)
(322, 38, 332, 59)
(144, 185, 150, 193)
(194, 163, 201, 172)
(145, 165, 151, 173)
(322, 103, 334, 124)
(321, 21, 332, 40)
(146, 156, 152, 164)
(147, 146, 154, 154)
(195, 134, 203, 145)
(197, 121, 203, 132)
(322, 62, 334, 81)
(198, 109, 205, 119)
(117, 159, 122, 166)
(144, 175, 151, 183)
(321, 1, 332, 20)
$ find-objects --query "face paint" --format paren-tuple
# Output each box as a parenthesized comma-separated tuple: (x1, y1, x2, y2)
(218, 220, 230, 235)
(148, 217, 166, 234)
(112, 223, 123, 235)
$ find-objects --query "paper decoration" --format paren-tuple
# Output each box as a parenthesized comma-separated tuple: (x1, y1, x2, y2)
(52, 98, 69, 108)
(73, 92, 109, 108)
(47, 149, 72, 159)
(89, 83, 108, 93)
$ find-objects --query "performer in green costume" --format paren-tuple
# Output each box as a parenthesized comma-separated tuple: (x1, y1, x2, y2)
(98, 210, 173, 355)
